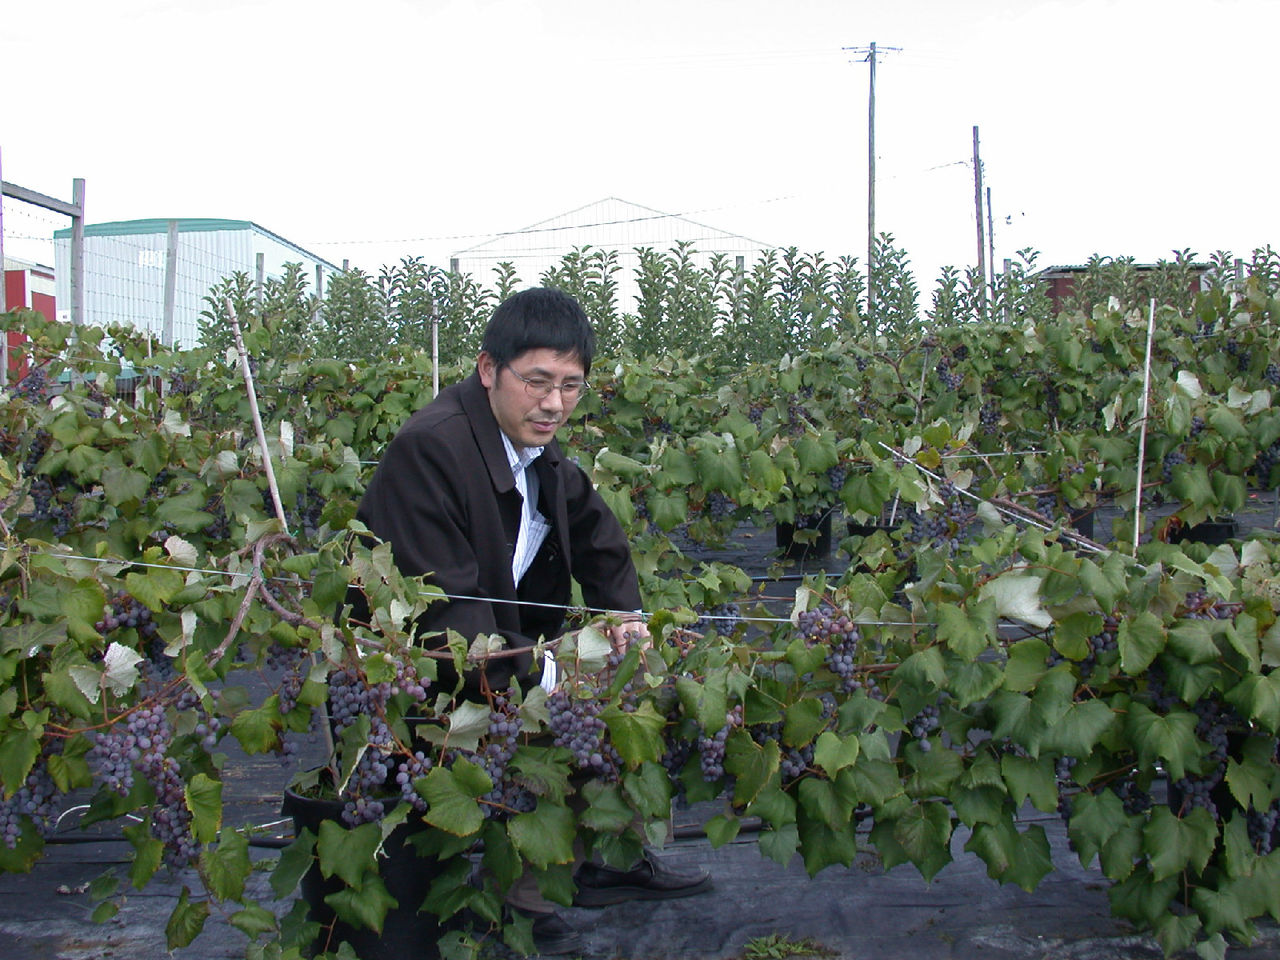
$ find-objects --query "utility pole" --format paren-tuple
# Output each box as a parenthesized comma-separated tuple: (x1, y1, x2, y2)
(972, 125, 987, 319)
(844, 42, 900, 330)
(866, 41, 877, 325)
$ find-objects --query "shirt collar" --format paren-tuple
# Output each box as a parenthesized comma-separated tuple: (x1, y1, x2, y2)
(499, 431, 545, 475)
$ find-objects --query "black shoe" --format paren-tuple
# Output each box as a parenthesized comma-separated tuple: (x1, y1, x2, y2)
(573, 851, 712, 908)
(508, 907, 583, 956)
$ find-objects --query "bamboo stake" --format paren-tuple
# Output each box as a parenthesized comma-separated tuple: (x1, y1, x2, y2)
(1132, 298, 1158, 556)
(226, 297, 288, 532)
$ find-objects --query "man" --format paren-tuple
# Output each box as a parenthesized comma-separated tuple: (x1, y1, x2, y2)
(356, 287, 709, 954)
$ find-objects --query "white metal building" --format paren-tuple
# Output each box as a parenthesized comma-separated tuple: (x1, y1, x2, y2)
(451, 197, 775, 312)
(53, 218, 343, 350)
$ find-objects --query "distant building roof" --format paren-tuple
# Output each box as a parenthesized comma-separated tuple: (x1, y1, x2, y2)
(54, 218, 343, 273)
(453, 197, 773, 260)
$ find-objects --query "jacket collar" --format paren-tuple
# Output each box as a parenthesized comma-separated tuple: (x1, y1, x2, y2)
(458, 370, 563, 494)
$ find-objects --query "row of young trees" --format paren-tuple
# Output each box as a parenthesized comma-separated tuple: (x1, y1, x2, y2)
(194, 239, 1280, 371)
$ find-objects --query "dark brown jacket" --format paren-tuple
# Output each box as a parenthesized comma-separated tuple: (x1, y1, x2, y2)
(355, 371, 641, 693)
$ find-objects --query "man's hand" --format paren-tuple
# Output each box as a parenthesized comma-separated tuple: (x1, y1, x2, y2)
(604, 615, 651, 655)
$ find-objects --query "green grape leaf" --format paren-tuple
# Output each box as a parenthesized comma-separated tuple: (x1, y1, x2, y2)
(783, 697, 826, 747)
(797, 813, 858, 876)
(164, 887, 210, 950)
(317, 819, 382, 887)
(965, 819, 1053, 892)
(228, 904, 278, 940)
(621, 761, 671, 819)
(703, 814, 741, 848)
(324, 875, 397, 935)
(726, 733, 779, 808)
(1040, 699, 1116, 757)
(947, 659, 1004, 708)
(185, 773, 223, 844)
(421, 763, 488, 838)
(891, 799, 953, 881)
(797, 777, 853, 831)
(1144, 806, 1218, 882)
(1225, 672, 1280, 731)
(1000, 754, 1058, 813)
(1126, 703, 1200, 781)
(269, 829, 316, 900)
(813, 730, 859, 776)
(201, 829, 249, 902)
(508, 801, 576, 869)
(602, 700, 665, 766)
(850, 757, 905, 807)
(675, 673, 728, 734)
(579, 780, 634, 834)
(1118, 611, 1165, 675)
(758, 823, 800, 866)
(936, 599, 996, 660)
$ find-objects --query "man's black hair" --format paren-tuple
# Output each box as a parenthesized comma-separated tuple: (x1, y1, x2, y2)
(480, 287, 597, 376)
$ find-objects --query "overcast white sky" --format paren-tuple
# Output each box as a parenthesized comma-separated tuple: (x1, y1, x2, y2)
(3, 0, 1277, 291)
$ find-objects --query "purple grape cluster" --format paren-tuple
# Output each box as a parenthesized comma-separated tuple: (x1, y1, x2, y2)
(704, 491, 737, 520)
(1247, 802, 1280, 855)
(95, 591, 159, 641)
(326, 660, 431, 825)
(395, 751, 433, 812)
(907, 703, 941, 752)
(979, 399, 1000, 434)
(476, 686, 534, 818)
(1253, 441, 1280, 488)
(1079, 615, 1119, 679)
(1034, 493, 1060, 522)
(267, 641, 309, 715)
(660, 733, 694, 799)
(202, 496, 231, 541)
(0, 761, 59, 848)
(750, 718, 818, 782)
(117, 702, 200, 866)
(697, 705, 743, 781)
(24, 476, 77, 537)
(693, 602, 742, 639)
(798, 602, 861, 693)
(1162, 449, 1187, 483)
(1170, 769, 1222, 820)
(90, 727, 138, 796)
(1181, 590, 1242, 622)
(548, 684, 621, 781)
(20, 428, 51, 476)
(826, 463, 848, 492)
(899, 481, 970, 554)
(1110, 778, 1153, 816)
(12, 367, 48, 403)
(935, 359, 963, 391)
(1144, 661, 1180, 713)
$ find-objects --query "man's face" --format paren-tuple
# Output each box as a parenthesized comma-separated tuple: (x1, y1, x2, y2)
(477, 348, 586, 449)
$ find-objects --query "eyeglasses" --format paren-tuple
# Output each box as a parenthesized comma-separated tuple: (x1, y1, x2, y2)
(506, 368, 590, 400)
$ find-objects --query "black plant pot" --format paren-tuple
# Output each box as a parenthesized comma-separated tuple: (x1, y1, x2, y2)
(776, 510, 834, 561)
(1068, 509, 1095, 541)
(1170, 517, 1239, 546)
(283, 787, 448, 960)
(846, 519, 894, 539)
